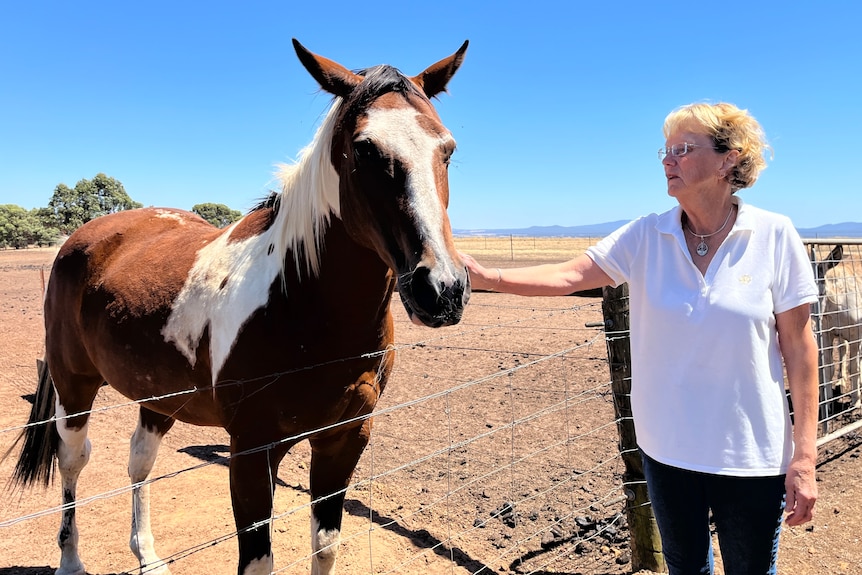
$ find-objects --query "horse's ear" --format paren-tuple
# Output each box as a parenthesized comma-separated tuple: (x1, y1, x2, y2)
(817, 244, 845, 281)
(831, 244, 845, 264)
(292, 39, 363, 98)
(411, 40, 469, 99)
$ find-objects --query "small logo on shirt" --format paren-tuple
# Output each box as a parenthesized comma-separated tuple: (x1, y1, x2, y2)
(739, 274, 752, 285)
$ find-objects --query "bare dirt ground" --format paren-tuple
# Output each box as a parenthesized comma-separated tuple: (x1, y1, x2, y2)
(1, 246, 861, 575)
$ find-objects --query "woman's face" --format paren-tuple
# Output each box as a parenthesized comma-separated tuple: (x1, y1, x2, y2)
(661, 124, 730, 201)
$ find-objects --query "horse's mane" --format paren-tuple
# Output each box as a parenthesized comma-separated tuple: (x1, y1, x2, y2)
(270, 100, 342, 278)
(267, 64, 423, 279)
(249, 192, 279, 214)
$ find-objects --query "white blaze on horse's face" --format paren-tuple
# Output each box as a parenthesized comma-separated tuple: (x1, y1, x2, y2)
(359, 105, 460, 284)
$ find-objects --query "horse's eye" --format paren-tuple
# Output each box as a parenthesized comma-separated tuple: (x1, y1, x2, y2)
(353, 139, 379, 163)
(441, 143, 456, 168)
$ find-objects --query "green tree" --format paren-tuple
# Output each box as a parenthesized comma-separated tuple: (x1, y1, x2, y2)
(30, 207, 61, 246)
(48, 173, 142, 234)
(31, 206, 58, 231)
(48, 183, 84, 233)
(191, 203, 243, 228)
(0, 204, 57, 248)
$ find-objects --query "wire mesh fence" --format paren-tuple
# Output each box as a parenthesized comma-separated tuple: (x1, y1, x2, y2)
(807, 240, 862, 443)
(1, 240, 861, 574)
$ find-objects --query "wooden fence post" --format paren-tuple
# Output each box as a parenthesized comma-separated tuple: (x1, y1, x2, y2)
(601, 283, 666, 573)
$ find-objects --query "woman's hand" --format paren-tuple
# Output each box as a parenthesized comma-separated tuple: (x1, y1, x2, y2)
(784, 456, 817, 526)
(459, 252, 500, 291)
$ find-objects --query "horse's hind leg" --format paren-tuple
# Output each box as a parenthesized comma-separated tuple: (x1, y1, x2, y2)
(53, 379, 101, 575)
(129, 407, 175, 575)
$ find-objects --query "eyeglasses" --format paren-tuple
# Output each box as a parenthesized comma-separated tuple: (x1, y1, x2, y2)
(657, 142, 713, 160)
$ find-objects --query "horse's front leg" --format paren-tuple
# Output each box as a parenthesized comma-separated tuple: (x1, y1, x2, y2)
(229, 437, 289, 575)
(308, 420, 373, 575)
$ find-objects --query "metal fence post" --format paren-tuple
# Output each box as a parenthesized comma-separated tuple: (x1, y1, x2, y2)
(601, 283, 666, 573)
(808, 243, 834, 434)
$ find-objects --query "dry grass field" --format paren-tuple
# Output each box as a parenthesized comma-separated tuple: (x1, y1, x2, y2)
(455, 236, 598, 267)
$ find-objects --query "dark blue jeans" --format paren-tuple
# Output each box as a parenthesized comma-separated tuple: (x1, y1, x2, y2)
(641, 451, 786, 575)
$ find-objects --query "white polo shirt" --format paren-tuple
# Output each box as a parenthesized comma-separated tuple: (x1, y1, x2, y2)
(586, 197, 817, 476)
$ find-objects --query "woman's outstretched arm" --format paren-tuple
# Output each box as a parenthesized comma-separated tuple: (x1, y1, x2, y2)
(460, 252, 613, 296)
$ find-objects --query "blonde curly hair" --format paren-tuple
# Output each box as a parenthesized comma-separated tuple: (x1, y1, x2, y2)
(663, 102, 771, 192)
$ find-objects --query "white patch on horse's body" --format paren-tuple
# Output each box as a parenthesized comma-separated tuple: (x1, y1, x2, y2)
(153, 209, 191, 225)
(311, 516, 341, 575)
(161, 103, 341, 385)
(161, 224, 282, 384)
(361, 107, 461, 285)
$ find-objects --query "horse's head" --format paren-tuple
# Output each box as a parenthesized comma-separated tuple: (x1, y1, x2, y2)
(293, 39, 470, 327)
(815, 244, 844, 296)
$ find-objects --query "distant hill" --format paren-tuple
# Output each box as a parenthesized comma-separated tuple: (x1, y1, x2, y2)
(455, 221, 862, 238)
(454, 221, 631, 238)
(797, 222, 862, 239)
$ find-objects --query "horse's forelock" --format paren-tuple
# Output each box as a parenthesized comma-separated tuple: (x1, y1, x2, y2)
(346, 65, 424, 117)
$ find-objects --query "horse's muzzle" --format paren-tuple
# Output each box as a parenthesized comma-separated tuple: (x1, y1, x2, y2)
(398, 265, 470, 328)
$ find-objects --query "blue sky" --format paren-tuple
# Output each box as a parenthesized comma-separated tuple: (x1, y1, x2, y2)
(1, 1, 859, 230)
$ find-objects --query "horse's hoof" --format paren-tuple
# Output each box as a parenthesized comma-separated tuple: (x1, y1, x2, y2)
(141, 561, 172, 575)
(55, 563, 86, 575)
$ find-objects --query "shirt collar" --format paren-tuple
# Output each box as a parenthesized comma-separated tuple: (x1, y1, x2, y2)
(656, 195, 754, 236)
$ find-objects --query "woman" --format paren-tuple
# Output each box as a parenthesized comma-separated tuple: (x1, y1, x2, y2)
(461, 102, 819, 574)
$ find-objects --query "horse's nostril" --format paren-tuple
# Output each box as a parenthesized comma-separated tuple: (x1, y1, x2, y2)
(406, 266, 436, 309)
(400, 266, 467, 326)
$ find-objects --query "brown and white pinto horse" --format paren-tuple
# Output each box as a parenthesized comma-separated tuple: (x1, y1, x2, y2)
(9, 39, 470, 575)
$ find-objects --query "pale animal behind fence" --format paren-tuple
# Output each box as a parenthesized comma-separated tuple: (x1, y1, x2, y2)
(808, 241, 862, 436)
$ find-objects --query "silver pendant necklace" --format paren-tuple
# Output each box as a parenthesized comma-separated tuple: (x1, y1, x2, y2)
(684, 205, 734, 257)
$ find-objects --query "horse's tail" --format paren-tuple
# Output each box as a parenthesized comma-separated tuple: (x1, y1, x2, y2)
(5, 358, 59, 490)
